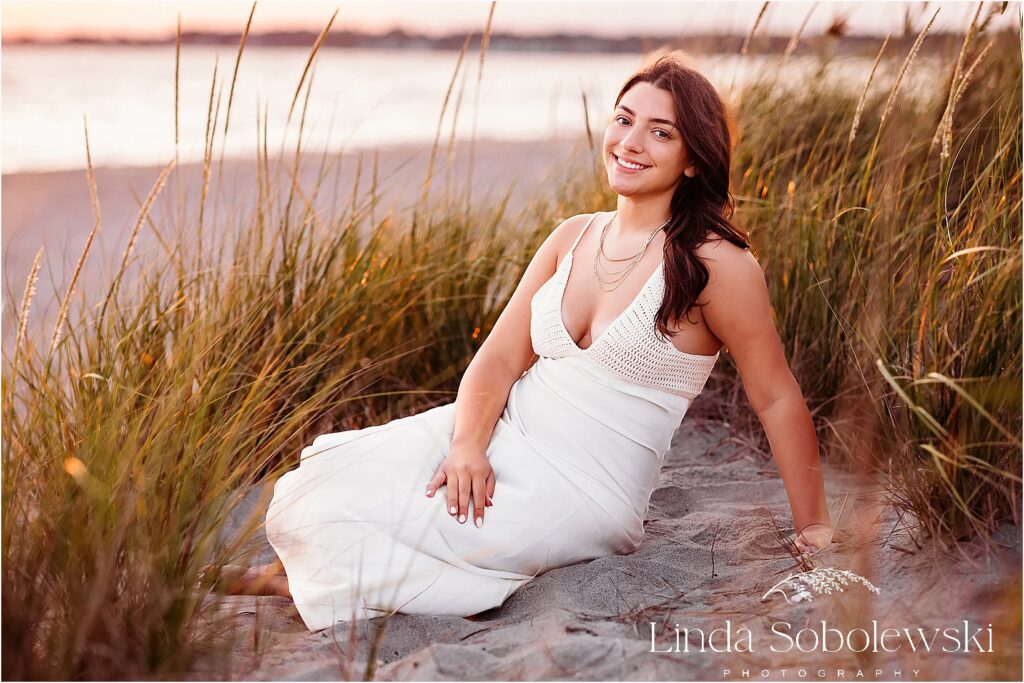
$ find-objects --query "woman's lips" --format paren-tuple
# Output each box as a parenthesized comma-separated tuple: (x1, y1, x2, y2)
(613, 153, 650, 173)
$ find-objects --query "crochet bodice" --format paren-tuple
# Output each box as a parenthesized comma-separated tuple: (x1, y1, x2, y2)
(530, 212, 720, 399)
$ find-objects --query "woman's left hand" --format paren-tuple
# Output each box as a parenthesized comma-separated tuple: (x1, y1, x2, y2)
(794, 523, 833, 555)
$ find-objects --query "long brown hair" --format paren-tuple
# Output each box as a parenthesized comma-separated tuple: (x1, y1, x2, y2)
(613, 54, 750, 338)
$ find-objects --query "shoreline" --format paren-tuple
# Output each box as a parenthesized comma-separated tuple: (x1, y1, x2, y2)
(1, 135, 587, 344)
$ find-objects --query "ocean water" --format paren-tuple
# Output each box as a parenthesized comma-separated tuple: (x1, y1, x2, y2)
(1, 44, 933, 174)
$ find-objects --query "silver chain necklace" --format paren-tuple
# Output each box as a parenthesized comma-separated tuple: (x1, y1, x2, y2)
(592, 211, 671, 292)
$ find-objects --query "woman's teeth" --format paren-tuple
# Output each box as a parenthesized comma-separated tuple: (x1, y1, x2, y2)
(615, 155, 649, 170)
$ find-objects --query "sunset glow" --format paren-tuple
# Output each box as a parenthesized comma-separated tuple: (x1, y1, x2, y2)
(2, 0, 1009, 41)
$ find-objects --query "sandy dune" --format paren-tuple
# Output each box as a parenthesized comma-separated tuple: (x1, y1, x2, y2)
(193, 419, 1021, 681)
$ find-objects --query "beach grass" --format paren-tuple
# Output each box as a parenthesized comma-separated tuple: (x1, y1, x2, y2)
(704, 10, 1022, 547)
(2, 4, 1021, 679)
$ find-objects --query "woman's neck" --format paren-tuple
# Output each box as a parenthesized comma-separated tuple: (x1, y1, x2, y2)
(613, 198, 673, 236)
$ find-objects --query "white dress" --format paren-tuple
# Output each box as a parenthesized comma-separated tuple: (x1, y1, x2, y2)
(265, 211, 720, 631)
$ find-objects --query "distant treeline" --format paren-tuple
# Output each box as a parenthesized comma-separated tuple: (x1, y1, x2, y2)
(6, 27, 973, 57)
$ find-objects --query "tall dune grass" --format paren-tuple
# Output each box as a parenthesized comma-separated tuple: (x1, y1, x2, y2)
(2, 6, 1021, 679)
(698, 18, 1022, 546)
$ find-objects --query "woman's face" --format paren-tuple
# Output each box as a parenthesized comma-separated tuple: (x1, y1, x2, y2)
(602, 81, 693, 199)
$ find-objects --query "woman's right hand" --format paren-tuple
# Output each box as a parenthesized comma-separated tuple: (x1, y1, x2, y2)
(425, 445, 495, 528)
(794, 523, 834, 556)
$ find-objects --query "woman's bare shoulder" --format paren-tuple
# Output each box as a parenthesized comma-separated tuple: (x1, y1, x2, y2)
(546, 212, 597, 258)
(554, 212, 597, 237)
(695, 234, 762, 284)
(694, 233, 752, 259)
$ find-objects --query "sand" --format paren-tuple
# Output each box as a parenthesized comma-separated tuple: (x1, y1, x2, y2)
(193, 418, 1021, 681)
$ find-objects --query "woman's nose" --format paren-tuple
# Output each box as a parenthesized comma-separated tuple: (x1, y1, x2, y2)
(621, 126, 644, 152)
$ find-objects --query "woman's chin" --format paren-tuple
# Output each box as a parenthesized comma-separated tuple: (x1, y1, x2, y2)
(606, 170, 637, 191)
(607, 170, 679, 197)
(607, 175, 648, 196)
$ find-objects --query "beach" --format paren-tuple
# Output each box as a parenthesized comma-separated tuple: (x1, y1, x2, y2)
(1, 135, 584, 345)
(194, 419, 1021, 681)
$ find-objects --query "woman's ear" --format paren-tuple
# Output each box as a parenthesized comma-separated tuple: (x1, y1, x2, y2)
(684, 165, 698, 177)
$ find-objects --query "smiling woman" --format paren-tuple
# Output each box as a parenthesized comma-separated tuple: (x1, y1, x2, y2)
(208, 52, 832, 632)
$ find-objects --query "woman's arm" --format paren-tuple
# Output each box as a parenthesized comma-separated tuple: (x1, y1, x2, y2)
(447, 355, 523, 454)
(426, 214, 593, 528)
(697, 240, 832, 551)
(449, 214, 591, 450)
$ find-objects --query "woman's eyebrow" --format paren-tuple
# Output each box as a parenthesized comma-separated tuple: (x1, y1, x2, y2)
(616, 105, 678, 130)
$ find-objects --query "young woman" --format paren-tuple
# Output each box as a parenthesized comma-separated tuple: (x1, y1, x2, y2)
(210, 54, 833, 632)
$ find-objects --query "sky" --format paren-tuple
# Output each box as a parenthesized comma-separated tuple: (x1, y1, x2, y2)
(2, 0, 1018, 41)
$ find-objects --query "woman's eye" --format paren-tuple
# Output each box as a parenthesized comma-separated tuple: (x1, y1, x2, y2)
(615, 116, 670, 140)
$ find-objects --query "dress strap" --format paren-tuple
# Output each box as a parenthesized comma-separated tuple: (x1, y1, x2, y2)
(567, 212, 604, 258)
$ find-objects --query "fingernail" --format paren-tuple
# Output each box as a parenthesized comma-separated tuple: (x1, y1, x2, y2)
(458, 514, 466, 523)
(426, 487, 432, 496)
(475, 517, 482, 528)
(450, 505, 457, 515)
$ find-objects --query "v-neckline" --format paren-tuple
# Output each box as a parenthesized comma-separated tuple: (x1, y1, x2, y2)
(556, 251, 664, 354)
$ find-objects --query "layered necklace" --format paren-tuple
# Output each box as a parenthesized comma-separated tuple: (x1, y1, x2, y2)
(592, 210, 672, 292)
